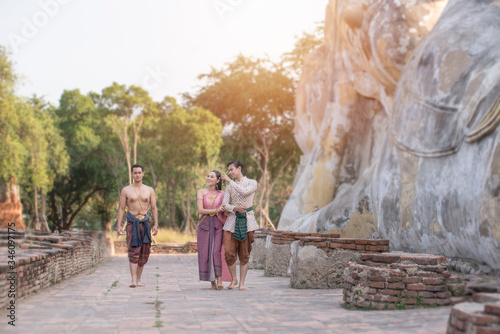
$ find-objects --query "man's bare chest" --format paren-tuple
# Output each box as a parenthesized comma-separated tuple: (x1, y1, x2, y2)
(126, 188, 150, 205)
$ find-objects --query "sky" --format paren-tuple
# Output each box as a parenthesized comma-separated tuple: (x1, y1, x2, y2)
(0, 0, 327, 105)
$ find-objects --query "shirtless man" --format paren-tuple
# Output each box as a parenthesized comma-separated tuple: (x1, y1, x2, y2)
(116, 164, 158, 288)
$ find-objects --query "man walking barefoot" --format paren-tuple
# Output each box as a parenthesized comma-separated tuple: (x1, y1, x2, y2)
(221, 160, 258, 290)
(116, 164, 158, 288)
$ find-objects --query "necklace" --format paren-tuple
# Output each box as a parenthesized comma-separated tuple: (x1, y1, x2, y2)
(207, 190, 218, 201)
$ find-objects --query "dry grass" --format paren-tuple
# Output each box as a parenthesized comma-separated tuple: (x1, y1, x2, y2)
(107, 228, 196, 244)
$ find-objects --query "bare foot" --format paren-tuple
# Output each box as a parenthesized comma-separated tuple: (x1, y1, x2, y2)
(137, 282, 145, 287)
(239, 284, 247, 290)
(227, 280, 238, 289)
(218, 285, 224, 289)
(211, 281, 218, 290)
(129, 282, 137, 288)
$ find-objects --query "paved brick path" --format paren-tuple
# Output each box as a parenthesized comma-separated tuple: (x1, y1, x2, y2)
(2, 254, 451, 333)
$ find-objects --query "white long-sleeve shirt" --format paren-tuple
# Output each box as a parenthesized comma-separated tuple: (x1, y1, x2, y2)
(222, 176, 259, 233)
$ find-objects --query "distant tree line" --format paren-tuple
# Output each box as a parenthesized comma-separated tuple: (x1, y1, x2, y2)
(0, 24, 323, 232)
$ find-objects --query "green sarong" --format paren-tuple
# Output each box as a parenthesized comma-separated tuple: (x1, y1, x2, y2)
(234, 207, 252, 241)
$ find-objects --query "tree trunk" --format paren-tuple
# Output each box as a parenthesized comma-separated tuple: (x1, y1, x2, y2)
(133, 115, 144, 165)
(40, 191, 50, 232)
(148, 157, 157, 190)
(49, 190, 62, 231)
(33, 185, 40, 230)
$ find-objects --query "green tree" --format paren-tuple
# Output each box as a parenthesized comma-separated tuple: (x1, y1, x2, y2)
(141, 97, 223, 231)
(97, 82, 156, 185)
(48, 89, 114, 231)
(186, 55, 300, 228)
(0, 46, 68, 230)
(21, 97, 68, 231)
(281, 22, 324, 79)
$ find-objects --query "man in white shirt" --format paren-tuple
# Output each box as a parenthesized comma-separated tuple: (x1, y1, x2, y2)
(221, 160, 259, 290)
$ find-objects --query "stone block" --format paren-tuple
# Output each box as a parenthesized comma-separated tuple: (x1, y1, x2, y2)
(484, 302, 500, 316)
(265, 239, 293, 277)
(248, 235, 267, 270)
(290, 245, 360, 289)
(473, 294, 500, 304)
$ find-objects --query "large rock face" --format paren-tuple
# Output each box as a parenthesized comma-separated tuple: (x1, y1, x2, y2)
(280, 0, 500, 269)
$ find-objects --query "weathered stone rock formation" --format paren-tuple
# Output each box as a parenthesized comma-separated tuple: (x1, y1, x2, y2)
(248, 229, 268, 269)
(280, 0, 500, 269)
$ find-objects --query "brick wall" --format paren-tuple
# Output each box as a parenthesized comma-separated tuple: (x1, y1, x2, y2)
(343, 253, 465, 310)
(0, 230, 112, 311)
(447, 293, 500, 333)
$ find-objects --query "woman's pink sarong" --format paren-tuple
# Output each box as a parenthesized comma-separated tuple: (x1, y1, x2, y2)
(197, 191, 230, 282)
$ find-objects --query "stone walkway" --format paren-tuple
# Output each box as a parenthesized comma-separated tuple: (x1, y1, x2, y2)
(2, 254, 451, 333)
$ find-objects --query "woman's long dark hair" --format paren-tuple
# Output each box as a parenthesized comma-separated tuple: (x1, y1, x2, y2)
(211, 170, 223, 191)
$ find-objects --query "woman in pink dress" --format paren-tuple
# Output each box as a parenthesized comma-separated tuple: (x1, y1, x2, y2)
(196, 170, 230, 289)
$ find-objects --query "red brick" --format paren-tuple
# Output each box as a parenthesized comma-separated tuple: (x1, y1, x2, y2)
(436, 292, 452, 299)
(418, 291, 436, 298)
(355, 239, 369, 245)
(476, 326, 500, 334)
(300, 237, 326, 242)
(272, 240, 291, 245)
(360, 261, 389, 268)
(405, 298, 417, 305)
(422, 277, 446, 285)
(399, 254, 416, 262)
(355, 245, 366, 250)
(387, 276, 402, 283)
(372, 254, 401, 264)
(473, 294, 500, 304)
(367, 240, 387, 246)
(380, 289, 400, 296)
(369, 276, 386, 282)
(341, 244, 357, 250)
(414, 256, 439, 265)
(401, 291, 418, 297)
(384, 269, 405, 277)
(387, 283, 405, 290)
(364, 294, 384, 302)
(422, 298, 450, 306)
(386, 296, 402, 303)
(368, 282, 385, 289)
(366, 245, 389, 252)
(419, 272, 442, 277)
(398, 264, 419, 272)
(427, 285, 447, 292)
(361, 254, 375, 261)
(484, 303, 500, 316)
(328, 243, 343, 249)
(450, 317, 466, 331)
(337, 238, 356, 244)
(403, 277, 421, 284)
(407, 284, 428, 291)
